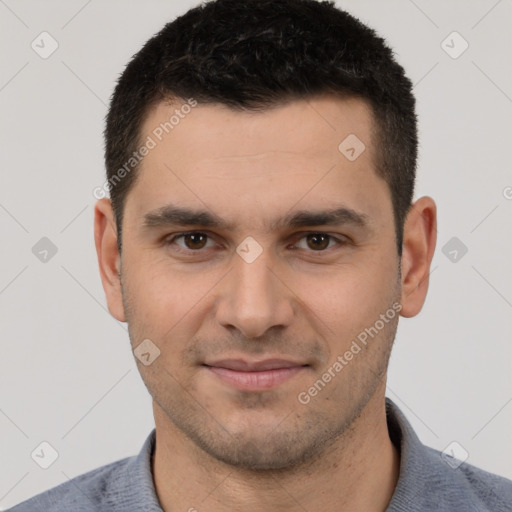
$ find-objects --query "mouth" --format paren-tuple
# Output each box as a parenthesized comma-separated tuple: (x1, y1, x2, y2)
(202, 358, 309, 391)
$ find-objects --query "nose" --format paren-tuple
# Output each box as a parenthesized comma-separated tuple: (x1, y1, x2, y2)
(215, 246, 295, 339)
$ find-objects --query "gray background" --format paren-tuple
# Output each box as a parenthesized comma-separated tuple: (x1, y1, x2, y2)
(1, 0, 511, 508)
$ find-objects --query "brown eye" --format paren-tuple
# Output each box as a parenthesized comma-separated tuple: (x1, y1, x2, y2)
(293, 232, 346, 253)
(183, 233, 208, 250)
(306, 233, 331, 251)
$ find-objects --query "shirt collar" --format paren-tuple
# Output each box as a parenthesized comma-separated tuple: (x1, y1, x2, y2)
(116, 397, 462, 511)
(115, 426, 162, 511)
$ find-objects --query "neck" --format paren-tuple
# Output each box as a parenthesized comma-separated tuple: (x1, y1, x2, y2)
(152, 391, 399, 512)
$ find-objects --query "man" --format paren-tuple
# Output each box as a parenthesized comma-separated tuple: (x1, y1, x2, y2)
(8, 0, 512, 510)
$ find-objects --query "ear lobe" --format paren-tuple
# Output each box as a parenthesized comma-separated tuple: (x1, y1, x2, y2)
(94, 198, 126, 322)
(399, 196, 437, 318)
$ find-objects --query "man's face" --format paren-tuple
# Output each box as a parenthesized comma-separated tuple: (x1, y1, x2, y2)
(118, 95, 402, 469)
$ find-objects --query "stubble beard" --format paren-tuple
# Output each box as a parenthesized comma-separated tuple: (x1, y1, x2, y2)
(121, 271, 400, 472)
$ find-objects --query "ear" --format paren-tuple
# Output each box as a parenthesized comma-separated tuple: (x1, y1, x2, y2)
(94, 198, 126, 322)
(399, 196, 437, 318)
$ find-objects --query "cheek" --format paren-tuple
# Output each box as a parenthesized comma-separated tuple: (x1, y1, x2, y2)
(121, 249, 224, 338)
(290, 256, 398, 342)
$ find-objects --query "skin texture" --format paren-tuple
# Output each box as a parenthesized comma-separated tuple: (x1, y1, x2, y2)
(94, 94, 437, 511)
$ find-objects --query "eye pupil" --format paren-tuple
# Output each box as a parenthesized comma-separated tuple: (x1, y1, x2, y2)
(185, 233, 207, 249)
(307, 233, 329, 250)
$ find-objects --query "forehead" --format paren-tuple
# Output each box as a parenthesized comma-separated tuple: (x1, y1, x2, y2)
(140, 94, 375, 167)
(125, 94, 390, 231)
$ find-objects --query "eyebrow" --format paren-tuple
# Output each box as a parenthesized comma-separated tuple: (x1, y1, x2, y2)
(142, 204, 370, 232)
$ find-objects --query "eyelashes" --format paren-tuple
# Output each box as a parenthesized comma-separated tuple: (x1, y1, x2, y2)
(165, 231, 350, 256)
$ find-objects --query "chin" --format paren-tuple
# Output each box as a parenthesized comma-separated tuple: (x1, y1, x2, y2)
(191, 425, 330, 471)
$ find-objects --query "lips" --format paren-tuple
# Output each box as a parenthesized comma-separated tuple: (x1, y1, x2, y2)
(203, 358, 308, 391)
(205, 358, 305, 371)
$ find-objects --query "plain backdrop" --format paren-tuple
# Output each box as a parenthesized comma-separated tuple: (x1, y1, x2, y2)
(1, 0, 511, 508)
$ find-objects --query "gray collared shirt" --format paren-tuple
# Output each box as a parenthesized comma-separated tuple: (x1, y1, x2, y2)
(7, 398, 512, 511)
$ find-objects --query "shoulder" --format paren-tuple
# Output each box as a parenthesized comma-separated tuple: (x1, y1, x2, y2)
(6, 430, 161, 512)
(424, 445, 512, 511)
(385, 397, 512, 511)
(6, 456, 133, 512)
